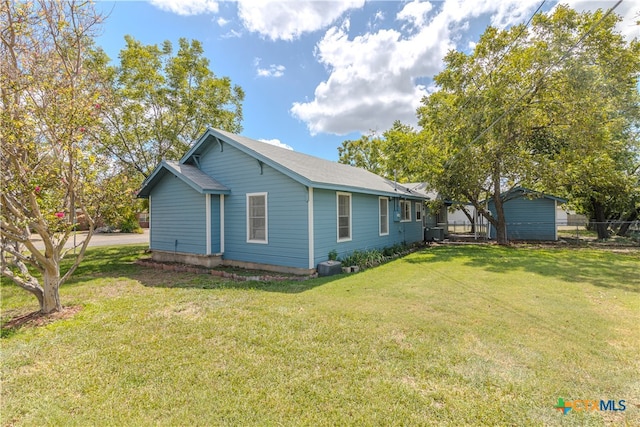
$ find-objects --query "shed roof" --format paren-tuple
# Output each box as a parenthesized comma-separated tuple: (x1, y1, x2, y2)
(138, 160, 230, 198)
(488, 187, 567, 204)
(181, 128, 428, 199)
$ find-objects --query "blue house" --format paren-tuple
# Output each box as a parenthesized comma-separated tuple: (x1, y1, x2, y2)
(138, 128, 427, 274)
(487, 187, 566, 241)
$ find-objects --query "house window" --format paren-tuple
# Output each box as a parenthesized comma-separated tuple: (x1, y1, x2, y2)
(415, 202, 422, 222)
(379, 197, 389, 236)
(247, 193, 268, 243)
(400, 200, 411, 222)
(337, 192, 352, 242)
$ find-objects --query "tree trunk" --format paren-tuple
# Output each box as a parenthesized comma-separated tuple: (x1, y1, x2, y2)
(492, 180, 508, 245)
(591, 198, 609, 240)
(42, 266, 62, 314)
(494, 214, 508, 245)
(616, 208, 638, 237)
(461, 206, 476, 234)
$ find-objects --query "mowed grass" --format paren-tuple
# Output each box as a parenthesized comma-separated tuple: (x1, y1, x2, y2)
(1, 244, 639, 426)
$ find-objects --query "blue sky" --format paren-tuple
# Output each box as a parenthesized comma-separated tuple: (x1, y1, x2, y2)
(95, 1, 639, 161)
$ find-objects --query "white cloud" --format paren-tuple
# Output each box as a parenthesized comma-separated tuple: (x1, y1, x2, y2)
(217, 17, 229, 26)
(396, 0, 433, 28)
(368, 10, 385, 30)
(220, 29, 243, 39)
(254, 58, 286, 78)
(291, 0, 545, 136)
(149, 0, 218, 15)
(259, 138, 294, 150)
(557, 0, 640, 41)
(237, 0, 365, 41)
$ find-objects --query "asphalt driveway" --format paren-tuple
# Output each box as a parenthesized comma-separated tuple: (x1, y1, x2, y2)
(30, 229, 149, 250)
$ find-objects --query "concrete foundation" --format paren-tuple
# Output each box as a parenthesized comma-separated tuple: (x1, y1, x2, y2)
(221, 259, 315, 276)
(151, 250, 223, 268)
(150, 250, 314, 275)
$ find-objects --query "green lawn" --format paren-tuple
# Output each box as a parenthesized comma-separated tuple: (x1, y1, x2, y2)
(1, 244, 639, 426)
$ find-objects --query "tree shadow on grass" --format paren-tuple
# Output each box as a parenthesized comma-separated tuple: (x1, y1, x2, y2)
(404, 244, 640, 293)
(60, 244, 342, 294)
(1, 306, 82, 338)
(60, 244, 146, 280)
(130, 267, 340, 294)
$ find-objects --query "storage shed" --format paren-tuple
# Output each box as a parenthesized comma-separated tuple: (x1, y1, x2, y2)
(487, 187, 567, 241)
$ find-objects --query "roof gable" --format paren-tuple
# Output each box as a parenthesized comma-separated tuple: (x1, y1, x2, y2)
(138, 160, 230, 198)
(483, 187, 567, 204)
(181, 128, 427, 199)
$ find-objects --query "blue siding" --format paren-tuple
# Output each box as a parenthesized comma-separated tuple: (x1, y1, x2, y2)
(489, 195, 557, 240)
(150, 173, 206, 254)
(199, 142, 309, 269)
(313, 189, 423, 264)
(210, 195, 221, 253)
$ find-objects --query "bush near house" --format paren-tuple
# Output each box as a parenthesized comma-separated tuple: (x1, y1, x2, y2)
(339, 243, 416, 270)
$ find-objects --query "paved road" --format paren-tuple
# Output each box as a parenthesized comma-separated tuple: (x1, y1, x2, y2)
(30, 229, 149, 250)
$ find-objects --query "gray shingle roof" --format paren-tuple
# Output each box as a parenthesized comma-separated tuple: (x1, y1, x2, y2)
(138, 159, 230, 198)
(184, 128, 427, 199)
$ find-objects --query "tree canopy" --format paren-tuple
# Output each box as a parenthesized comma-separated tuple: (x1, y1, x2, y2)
(338, 120, 420, 182)
(97, 36, 245, 179)
(416, 5, 639, 242)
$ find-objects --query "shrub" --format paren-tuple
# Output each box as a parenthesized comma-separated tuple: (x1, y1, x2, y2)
(119, 215, 143, 234)
(340, 243, 415, 271)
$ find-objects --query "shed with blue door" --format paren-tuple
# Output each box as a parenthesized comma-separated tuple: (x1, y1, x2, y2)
(487, 187, 566, 241)
(138, 128, 428, 274)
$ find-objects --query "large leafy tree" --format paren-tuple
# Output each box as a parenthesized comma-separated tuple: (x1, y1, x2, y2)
(338, 131, 385, 176)
(417, 24, 544, 244)
(98, 36, 245, 179)
(1, 0, 108, 313)
(417, 5, 639, 243)
(530, 7, 640, 239)
(338, 121, 420, 182)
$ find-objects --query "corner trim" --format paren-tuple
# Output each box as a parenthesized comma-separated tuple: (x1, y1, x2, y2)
(206, 194, 211, 255)
(220, 194, 225, 253)
(308, 187, 314, 269)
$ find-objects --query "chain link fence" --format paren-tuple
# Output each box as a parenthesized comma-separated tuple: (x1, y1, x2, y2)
(444, 220, 640, 243)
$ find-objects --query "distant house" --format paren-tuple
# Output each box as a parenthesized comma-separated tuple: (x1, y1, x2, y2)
(405, 183, 450, 240)
(138, 128, 428, 274)
(487, 187, 567, 241)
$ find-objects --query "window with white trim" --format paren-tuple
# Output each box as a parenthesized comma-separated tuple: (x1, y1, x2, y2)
(337, 192, 352, 241)
(415, 202, 422, 222)
(379, 197, 389, 236)
(247, 193, 268, 243)
(400, 200, 411, 222)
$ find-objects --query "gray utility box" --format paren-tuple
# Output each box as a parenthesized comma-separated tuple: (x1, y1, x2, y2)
(425, 227, 444, 241)
(317, 260, 342, 277)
